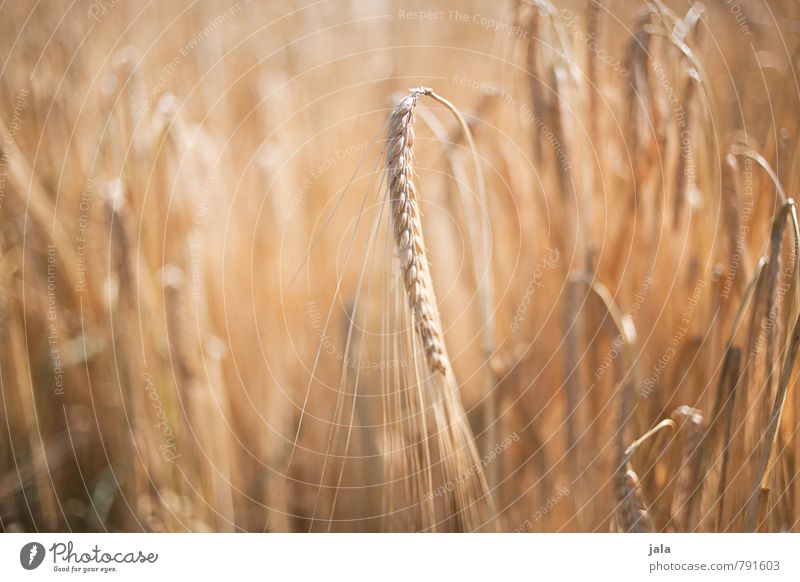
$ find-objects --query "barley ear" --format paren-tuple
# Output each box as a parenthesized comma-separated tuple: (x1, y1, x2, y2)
(387, 88, 449, 375)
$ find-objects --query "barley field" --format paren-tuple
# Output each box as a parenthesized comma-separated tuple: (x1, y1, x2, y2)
(0, 0, 798, 533)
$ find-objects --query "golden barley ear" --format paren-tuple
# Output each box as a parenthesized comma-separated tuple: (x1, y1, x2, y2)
(387, 88, 449, 375)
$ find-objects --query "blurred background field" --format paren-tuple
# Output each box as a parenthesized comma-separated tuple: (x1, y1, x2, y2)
(0, 0, 799, 532)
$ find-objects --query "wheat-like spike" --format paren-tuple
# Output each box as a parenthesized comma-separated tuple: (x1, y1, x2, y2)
(387, 88, 448, 375)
